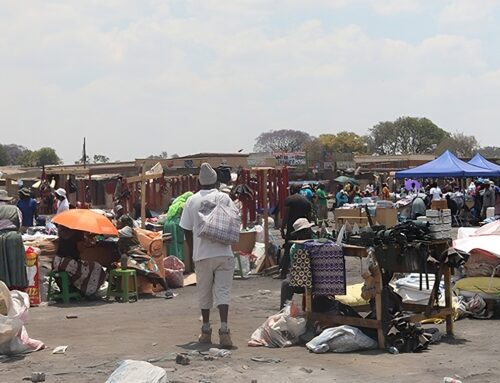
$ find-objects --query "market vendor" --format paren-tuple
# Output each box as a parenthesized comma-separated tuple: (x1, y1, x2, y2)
(113, 204, 137, 229)
(0, 190, 21, 231)
(17, 187, 37, 231)
(52, 225, 107, 297)
(55, 188, 69, 214)
(280, 218, 315, 309)
(117, 225, 174, 299)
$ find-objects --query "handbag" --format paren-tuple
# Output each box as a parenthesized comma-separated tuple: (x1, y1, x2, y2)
(197, 192, 241, 245)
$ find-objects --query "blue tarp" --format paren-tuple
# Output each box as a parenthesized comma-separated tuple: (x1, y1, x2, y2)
(468, 153, 500, 176)
(395, 150, 497, 178)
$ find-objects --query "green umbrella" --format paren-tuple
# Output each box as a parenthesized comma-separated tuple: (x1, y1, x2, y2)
(334, 176, 359, 185)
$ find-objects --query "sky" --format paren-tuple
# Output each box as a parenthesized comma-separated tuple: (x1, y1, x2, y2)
(1, 0, 500, 163)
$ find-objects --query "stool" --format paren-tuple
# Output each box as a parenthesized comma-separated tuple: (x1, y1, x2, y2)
(47, 271, 81, 304)
(106, 269, 138, 303)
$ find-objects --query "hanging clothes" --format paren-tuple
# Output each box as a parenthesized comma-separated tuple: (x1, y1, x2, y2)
(289, 247, 313, 289)
(303, 240, 346, 296)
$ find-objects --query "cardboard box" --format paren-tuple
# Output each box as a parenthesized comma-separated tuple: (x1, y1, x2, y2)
(374, 208, 398, 228)
(431, 199, 448, 210)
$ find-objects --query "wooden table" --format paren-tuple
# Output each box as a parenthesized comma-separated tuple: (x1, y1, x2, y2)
(302, 241, 454, 349)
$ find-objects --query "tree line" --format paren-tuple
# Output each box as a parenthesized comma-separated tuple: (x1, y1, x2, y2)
(253, 116, 500, 158)
(0, 144, 61, 167)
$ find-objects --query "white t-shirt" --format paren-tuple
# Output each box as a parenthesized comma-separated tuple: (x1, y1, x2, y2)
(179, 189, 235, 262)
(429, 187, 442, 201)
(57, 198, 69, 214)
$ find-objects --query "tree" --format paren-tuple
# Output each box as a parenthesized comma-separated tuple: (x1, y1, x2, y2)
(147, 151, 169, 159)
(32, 147, 61, 166)
(480, 146, 500, 158)
(170, 153, 180, 158)
(254, 129, 313, 152)
(93, 154, 110, 163)
(316, 132, 369, 153)
(18, 150, 35, 167)
(369, 117, 449, 155)
(435, 132, 479, 158)
(2, 144, 30, 165)
(0, 145, 9, 166)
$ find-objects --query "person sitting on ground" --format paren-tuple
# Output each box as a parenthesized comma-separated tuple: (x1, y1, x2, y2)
(113, 204, 137, 229)
(54, 188, 69, 214)
(280, 218, 315, 309)
(116, 218, 174, 299)
(17, 188, 37, 232)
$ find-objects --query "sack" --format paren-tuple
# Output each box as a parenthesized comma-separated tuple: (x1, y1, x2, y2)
(164, 256, 185, 288)
(106, 360, 168, 383)
(306, 325, 378, 353)
(198, 193, 241, 245)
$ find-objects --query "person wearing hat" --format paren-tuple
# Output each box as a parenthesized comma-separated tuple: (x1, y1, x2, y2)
(0, 190, 22, 231)
(280, 218, 315, 309)
(17, 188, 37, 231)
(55, 188, 69, 214)
(180, 163, 238, 348)
(113, 204, 136, 229)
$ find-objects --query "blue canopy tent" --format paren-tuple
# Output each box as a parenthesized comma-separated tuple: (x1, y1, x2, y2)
(395, 150, 496, 179)
(468, 153, 500, 176)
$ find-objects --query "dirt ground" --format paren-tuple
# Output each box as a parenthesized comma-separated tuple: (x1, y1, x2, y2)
(2, 253, 499, 383)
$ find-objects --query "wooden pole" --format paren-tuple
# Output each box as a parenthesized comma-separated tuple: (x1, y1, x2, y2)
(141, 163, 146, 229)
(262, 170, 270, 261)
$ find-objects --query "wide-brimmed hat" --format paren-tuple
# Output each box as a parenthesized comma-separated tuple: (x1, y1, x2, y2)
(19, 187, 31, 197)
(55, 188, 67, 198)
(292, 218, 314, 234)
(0, 190, 13, 202)
(301, 183, 311, 190)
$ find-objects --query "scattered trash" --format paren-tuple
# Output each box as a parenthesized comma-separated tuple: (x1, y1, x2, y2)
(258, 290, 271, 295)
(250, 356, 281, 363)
(65, 315, 78, 319)
(306, 325, 378, 353)
(208, 348, 232, 358)
(52, 346, 68, 354)
(164, 368, 176, 373)
(388, 346, 399, 355)
(299, 367, 313, 374)
(105, 360, 167, 383)
(241, 365, 249, 370)
(443, 378, 462, 383)
(175, 353, 190, 366)
(22, 372, 46, 382)
(203, 355, 215, 361)
(151, 343, 158, 347)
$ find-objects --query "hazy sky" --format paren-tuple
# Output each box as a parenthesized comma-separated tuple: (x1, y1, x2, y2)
(1, 1, 500, 163)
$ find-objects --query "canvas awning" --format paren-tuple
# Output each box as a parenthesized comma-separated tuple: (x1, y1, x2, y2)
(467, 153, 500, 176)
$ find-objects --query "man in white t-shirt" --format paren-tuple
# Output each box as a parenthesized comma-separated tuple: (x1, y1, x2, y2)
(180, 163, 236, 348)
(429, 183, 442, 201)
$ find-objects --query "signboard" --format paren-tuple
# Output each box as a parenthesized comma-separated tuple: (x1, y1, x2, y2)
(336, 161, 356, 170)
(274, 152, 306, 166)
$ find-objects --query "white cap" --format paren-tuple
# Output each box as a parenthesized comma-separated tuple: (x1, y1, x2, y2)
(55, 188, 67, 198)
(198, 163, 217, 186)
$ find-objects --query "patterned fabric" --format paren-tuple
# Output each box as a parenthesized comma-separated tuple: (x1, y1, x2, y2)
(53, 256, 107, 296)
(304, 240, 346, 296)
(289, 247, 312, 289)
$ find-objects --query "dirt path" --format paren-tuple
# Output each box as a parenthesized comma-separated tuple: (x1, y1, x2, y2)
(3, 266, 499, 383)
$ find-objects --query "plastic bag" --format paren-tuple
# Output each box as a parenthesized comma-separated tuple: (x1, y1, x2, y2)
(198, 193, 241, 245)
(306, 325, 378, 353)
(248, 302, 307, 348)
(0, 281, 45, 355)
(164, 256, 185, 288)
(105, 360, 168, 383)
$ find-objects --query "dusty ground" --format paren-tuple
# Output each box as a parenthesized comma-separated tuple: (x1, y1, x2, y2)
(2, 254, 500, 383)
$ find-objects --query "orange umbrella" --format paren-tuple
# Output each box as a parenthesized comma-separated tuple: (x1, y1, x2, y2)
(52, 209, 118, 236)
